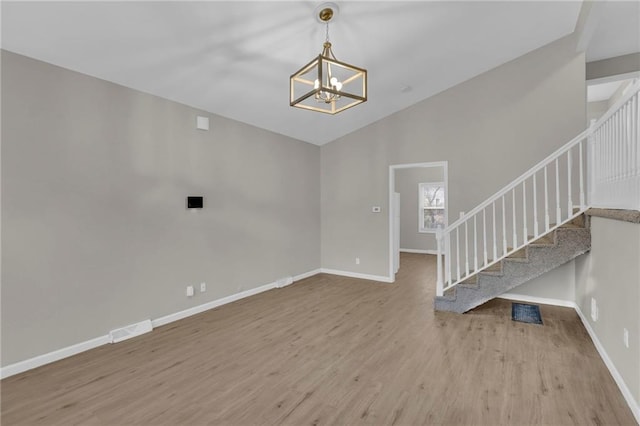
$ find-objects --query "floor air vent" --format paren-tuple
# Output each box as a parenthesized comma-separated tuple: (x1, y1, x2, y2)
(109, 319, 153, 343)
(511, 303, 543, 325)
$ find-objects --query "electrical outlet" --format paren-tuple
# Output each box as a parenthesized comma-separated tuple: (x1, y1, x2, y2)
(200, 282, 206, 292)
(623, 328, 629, 348)
(186, 285, 194, 297)
(591, 297, 598, 322)
(356, 257, 360, 265)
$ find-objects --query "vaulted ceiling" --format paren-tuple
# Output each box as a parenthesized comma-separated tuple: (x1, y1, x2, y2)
(2, 1, 638, 145)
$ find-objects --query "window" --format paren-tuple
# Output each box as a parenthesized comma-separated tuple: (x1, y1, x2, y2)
(419, 182, 446, 233)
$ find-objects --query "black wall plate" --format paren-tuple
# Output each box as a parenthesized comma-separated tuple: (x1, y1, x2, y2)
(187, 196, 203, 209)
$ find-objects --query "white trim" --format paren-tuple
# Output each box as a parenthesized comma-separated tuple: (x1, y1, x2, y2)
(400, 248, 437, 255)
(153, 269, 321, 328)
(500, 293, 640, 423)
(574, 305, 640, 425)
(293, 268, 321, 281)
(389, 161, 448, 283)
(320, 268, 393, 283)
(151, 282, 277, 328)
(0, 268, 321, 379)
(109, 319, 153, 343)
(498, 293, 576, 309)
(0, 335, 111, 380)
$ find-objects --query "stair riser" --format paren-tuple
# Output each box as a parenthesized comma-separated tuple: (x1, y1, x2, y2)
(435, 227, 590, 313)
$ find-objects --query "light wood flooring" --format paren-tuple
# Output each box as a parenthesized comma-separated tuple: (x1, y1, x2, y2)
(1, 253, 636, 425)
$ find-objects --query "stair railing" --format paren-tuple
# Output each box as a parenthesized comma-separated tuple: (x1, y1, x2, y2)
(589, 79, 640, 211)
(436, 79, 640, 297)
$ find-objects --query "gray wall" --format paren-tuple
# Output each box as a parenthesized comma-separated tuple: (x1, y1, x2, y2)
(575, 217, 640, 406)
(395, 167, 444, 252)
(321, 35, 586, 278)
(586, 53, 640, 81)
(587, 100, 609, 123)
(508, 260, 576, 302)
(1, 50, 321, 366)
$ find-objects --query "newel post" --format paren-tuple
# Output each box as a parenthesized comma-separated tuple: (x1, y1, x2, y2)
(436, 231, 444, 297)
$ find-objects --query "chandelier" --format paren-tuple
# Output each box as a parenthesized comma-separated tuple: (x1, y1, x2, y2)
(290, 3, 367, 115)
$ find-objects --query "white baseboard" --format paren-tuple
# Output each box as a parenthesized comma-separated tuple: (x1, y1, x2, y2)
(293, 268, 321, 281)
(0, 268, 321, 380)
(151, 282, 278, 328)
(501, 293, 639, 424)
(498, 293, 576, 308)
(574, 305, 640, 425)
(0, 335, 111, 380)
(320, 268, 393, 283)
(151, 268, 320, 328)
(400, 248, 437, 255)
(3, 271, 637, 424)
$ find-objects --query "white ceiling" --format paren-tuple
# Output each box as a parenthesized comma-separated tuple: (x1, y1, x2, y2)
(586, 0, 640, 62)
(1, 1, 636, 145)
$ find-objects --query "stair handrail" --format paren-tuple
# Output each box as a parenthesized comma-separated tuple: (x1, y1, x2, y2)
(444, 129, 589, 233)
(436, 78, 640, 296)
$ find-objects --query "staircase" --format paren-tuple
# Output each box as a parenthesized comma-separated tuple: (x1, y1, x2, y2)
(435, 214, 590, 313)
(434, 79, 639, 313)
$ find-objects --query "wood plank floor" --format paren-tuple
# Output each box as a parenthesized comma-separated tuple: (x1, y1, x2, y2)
(1, 253, 636, 425)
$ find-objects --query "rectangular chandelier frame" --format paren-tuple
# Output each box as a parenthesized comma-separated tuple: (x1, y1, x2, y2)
(290, 54, 367, 115)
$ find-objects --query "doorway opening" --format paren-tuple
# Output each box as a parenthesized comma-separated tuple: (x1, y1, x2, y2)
(388, 161, 448, 282)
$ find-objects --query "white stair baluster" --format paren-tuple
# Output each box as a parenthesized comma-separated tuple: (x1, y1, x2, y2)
(492, 202, 497, 261)
(522, 181, 528, 242)
(544, 166, 550, 232)
(473, 215, 478, 272)
(512, 189, 517, 250)
(533, 173, 539, 237)
(567, 150, 573, 217)
(456, 228, 460, 282)
(502, 196, 507, 255)
(483, 209, 488, 266)
(579, 139, 585, 209)
(464, 221, 469, 276)
(445, 233, 451, 289)
(555, 158, 561, 224)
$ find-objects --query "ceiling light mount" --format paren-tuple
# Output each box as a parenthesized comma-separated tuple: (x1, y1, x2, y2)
(290, 2, 367, 115)
(315, 2, 338, 23)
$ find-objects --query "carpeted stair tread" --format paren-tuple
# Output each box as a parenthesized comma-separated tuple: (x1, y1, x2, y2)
(529, 233, 556, 246)
(559, 222, 584, 229)
(506, 247, 528, 260)
(435, 214, 591, 313)
(482, 260, 503, 273)
(460, 275, 479, 286)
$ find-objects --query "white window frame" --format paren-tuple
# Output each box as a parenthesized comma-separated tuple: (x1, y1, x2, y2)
(418, 181, 447, 233)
